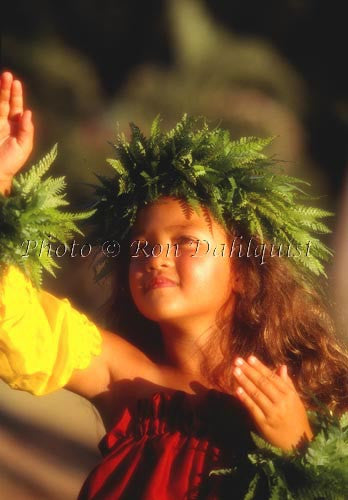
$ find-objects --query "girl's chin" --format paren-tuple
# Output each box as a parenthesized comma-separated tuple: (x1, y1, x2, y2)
(145, 285, 179, 293)
(139, 305, 184, 322)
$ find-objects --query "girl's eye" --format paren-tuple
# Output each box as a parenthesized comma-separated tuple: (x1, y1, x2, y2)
(177, 236, 197, 245)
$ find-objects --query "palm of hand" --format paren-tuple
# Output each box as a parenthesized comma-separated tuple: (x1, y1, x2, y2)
(0, 117, 27, 177)
(0, 72, 34, 181)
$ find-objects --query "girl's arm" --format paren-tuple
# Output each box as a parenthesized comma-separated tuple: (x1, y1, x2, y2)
(0, 71, 155, 400)
(1, 264, 155, 400)
(0, 71, 105, 399)
(65, 326, 158, 400)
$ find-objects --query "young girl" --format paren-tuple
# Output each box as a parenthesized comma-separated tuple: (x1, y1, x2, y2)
(1, 71, 347, 500)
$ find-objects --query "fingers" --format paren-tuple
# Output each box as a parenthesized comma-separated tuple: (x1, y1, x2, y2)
(17, 110, 34, 148)
(233, 365, 272, 417)
(0, 72, 25, 120)
(241, 356, 289, 395)
(232, 356, 293, 418)
(278, 364, 296, 389)
(235, 385, 265, 423)
(278, 364, 287, 381)
(9, 79, 23, 118)
(0, 71, 33, 150)
(247, 356, 290, 394)
(0, 72, 13, 119)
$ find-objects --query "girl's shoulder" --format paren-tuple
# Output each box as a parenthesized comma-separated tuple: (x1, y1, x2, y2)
(65, 327, 158, 403)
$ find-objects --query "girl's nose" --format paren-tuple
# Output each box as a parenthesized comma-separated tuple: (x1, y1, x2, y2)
(145, 244, 175, 271)
(146, 255, 170, 271)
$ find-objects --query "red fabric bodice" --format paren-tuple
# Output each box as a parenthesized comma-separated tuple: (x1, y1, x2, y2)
(77, 389, 254, 500)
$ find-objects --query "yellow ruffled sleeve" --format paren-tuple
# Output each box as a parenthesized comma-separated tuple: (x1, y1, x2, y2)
(0, 265, 103, 396)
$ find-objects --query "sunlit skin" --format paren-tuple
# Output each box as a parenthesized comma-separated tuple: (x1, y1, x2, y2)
(0, 71, 34, 195)
(129, 197, 237, 374)
(128, 198, 313, 450)
(0, 70, 313, 451)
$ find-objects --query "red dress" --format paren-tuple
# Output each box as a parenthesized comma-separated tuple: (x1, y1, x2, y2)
(77, 389, 254, 500)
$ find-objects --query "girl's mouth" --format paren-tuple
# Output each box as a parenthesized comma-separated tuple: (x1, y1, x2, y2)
(146, 277, 178, 291)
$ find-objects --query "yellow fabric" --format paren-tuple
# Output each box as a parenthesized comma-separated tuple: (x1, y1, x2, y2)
(0, 265, 102, 396)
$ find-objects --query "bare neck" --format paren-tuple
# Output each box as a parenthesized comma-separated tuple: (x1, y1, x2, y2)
(158, 317, 220, 376)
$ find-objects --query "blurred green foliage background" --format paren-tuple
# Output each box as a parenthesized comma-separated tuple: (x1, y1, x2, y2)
(3, 0, 347, 194)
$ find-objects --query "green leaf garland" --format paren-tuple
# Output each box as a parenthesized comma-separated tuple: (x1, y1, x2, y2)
(88, 113, 334, 283)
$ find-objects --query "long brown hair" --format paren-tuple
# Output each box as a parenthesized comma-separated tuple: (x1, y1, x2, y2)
(202, 227, 348, 413)
(95, 210, 348, 414)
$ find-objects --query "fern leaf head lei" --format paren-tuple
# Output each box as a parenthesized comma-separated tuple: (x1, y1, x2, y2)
(88, 113, 334, 285)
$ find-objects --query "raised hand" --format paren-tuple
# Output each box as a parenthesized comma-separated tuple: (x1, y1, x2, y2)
(232, 355, 313, 451)
(0, 71, 34, 194)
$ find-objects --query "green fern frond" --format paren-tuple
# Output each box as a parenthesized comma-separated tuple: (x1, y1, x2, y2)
(228, 136, 275, 166)
(18, 144, 58, 194)
(0, 146, 95, 287)
(230, 408, 348, 500)
(88, 113, 334, 282)
(243, 473, 261, 500)
(150, 114, 162, 144)
(106, 158, 128, 177)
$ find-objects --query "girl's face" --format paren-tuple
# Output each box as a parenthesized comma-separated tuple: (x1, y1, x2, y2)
(128, 197, 236, 327)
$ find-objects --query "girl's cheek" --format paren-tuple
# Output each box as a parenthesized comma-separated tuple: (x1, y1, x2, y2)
(185, 241, 210, 258)
(180, 254, 213, 284)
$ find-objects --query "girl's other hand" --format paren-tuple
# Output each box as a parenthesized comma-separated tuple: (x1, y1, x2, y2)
(232, 355, 313, 451)
(0, 71, 34, 194)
